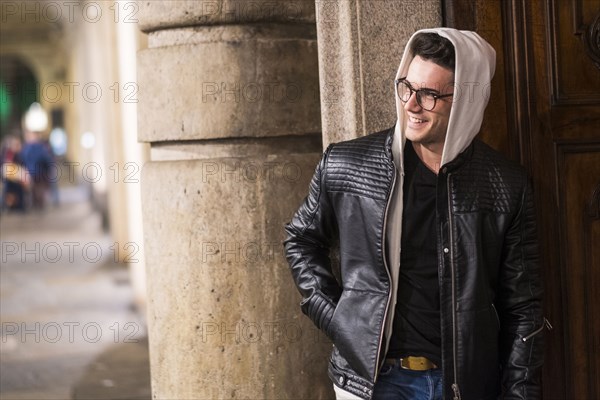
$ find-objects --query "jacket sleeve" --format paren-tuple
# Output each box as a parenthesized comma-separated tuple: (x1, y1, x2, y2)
(497, 178, 545, 400)
(283, 145, 342, 340)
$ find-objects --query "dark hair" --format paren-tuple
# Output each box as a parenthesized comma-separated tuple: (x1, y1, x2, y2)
(410, 32, 455, 71)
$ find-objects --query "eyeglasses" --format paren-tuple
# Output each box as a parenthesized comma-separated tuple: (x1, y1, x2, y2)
(395, 78, 453, 111)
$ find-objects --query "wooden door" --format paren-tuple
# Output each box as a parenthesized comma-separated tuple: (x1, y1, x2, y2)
(444, 0, 600, 398)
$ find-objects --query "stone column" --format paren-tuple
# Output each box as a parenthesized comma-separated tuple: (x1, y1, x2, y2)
(137, 1, 332, 398)
(315, 0, 442, 146)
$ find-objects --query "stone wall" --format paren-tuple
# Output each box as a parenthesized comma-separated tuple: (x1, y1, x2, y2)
(315, 0, 442, 146)
(137, 1, 332, 398)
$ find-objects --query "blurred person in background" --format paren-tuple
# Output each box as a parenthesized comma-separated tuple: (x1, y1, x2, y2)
(47, 127, 67, 207)
(20, 129, 53, 210)
(1, 133, 29, 212)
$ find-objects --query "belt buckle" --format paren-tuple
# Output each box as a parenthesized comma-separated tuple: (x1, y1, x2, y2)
(399, 356, 437, 371)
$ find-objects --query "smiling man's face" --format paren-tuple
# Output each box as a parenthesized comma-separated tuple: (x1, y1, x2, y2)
(400, 55, 455, 153)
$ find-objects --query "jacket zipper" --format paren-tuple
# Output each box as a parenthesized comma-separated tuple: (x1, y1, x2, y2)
(374, 166, 397, 380)
(522, 318, 552, 342)
(447, 172, 461, 400)
(491, 303, 500, 328)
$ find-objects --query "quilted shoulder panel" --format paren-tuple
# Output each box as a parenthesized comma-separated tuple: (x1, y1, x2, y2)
(325, 131, 395, 201)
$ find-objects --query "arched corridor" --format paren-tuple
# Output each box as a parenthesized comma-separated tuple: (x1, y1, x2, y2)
(1, 183, 150, 399)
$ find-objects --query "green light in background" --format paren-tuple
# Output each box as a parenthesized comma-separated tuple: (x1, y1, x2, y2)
(0, 80, 12, 126)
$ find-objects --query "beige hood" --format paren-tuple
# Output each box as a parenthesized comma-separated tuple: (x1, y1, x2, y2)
(392, 28, 496, 168)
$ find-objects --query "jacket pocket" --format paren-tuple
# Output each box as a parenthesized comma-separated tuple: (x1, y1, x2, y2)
(300, 290, 337, 339)
(521, 317, 552, 342)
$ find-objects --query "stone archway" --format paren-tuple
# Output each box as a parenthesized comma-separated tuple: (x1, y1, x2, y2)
(0, 55, 38, 137)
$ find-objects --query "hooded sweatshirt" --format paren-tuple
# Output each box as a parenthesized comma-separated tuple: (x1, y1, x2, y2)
(383, 28, 496, 356)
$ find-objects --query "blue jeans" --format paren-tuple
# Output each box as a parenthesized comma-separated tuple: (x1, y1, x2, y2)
(372, 363, 442, 400)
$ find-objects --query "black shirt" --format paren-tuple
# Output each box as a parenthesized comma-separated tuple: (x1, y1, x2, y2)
(387, 141, 441, 366)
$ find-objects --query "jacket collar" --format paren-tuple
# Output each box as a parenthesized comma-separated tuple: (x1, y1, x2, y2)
(442, 140, 475, 172)
(388, 123, 476, 174)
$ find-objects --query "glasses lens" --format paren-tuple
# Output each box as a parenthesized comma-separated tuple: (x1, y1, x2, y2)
(398, 80, 437, 110)
(417, 92, 436, 111)
(398, 81, 412, 102)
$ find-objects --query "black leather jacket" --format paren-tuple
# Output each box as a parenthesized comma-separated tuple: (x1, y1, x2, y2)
(284, 128, 544, 400)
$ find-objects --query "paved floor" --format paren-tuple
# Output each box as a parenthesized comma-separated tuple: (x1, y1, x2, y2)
(0, 185, 151, 400)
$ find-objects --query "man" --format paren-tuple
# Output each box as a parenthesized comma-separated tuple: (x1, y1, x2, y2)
(21, 129, 53, 210)
(1, 134, 29, 211)
(284, 28, 546, 400)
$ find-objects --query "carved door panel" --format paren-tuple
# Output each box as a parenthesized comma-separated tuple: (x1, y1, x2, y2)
(445, 0, 600, 398)
(527, 1, 600, 398)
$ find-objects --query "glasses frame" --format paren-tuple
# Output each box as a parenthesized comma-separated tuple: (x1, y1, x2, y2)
(395, 77, 454, 111)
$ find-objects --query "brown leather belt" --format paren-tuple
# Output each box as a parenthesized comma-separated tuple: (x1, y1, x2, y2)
(384, 356, 438, 371)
